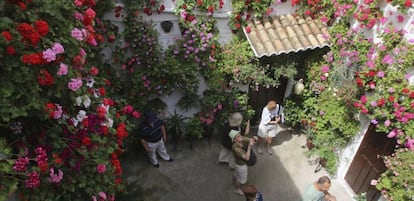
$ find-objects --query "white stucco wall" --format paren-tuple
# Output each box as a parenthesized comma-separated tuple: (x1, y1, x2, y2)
(101, 0, 251, 117)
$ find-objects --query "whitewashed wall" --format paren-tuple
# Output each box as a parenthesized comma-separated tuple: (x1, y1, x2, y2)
(102, 0, 284, 117)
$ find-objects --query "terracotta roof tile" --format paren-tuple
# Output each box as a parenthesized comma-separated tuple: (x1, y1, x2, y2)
(244, 14, 330, 57)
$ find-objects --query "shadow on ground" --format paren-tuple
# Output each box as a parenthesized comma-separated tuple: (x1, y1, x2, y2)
(117, 126, 305, 201)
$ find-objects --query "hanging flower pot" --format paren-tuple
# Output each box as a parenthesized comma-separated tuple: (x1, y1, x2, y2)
(161, 21, 173, 33)
(294, 79, 304, 95)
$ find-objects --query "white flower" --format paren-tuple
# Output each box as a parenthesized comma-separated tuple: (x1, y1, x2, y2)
(77, 110, 87, 122)
(82, 95, 91, 108)
(75, 96, 82, 106)
(72, 118, 79, 127)
(85, 77, 95, 88)
(102, 118, 114, 128)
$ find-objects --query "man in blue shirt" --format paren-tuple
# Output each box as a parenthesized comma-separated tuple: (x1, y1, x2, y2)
(301, 176, 331, 201)
(139, 110, 173, 168)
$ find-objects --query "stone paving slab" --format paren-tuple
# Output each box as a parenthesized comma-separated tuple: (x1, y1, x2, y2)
(119, 126, 355, 201)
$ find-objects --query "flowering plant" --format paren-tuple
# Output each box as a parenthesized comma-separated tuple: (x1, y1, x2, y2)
(372, 148, 414, 200)
(229, 0, 274, 32)
(123, 0, 165, 15)
(388, 0, 413, 13)
(0, 0, 139, 200)
(297, 0, 414, 197)
(176, 0, 225, 14)
(109, 13, 178, 109)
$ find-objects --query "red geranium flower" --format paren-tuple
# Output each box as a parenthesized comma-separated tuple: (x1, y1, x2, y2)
(378, 98, 386, 106)
(245, 26, 252, 33)
(44, 103, 56, 118)
(196, 0, 202, 6)
(6, 46, 16, 55)
(82, 136, 92, 146)
(28, 32, 41, 46)
(34, 20, 49, 36)
(38, 69, 54, 86)
(22, 52, 45, 65)
(96, 106, 107, 118)
(90, 66, 99, 76)
(18, 2, 26, 10)
(356, 77, 363, 86)
(103, 98, 114, 106)
(402, 88, 410, 94)
(98, 87, 106, 96)
(208, 5, 214, 13)
(367, 70, 376, 77)
(1, 31, 12, 41)
(405, 0, 412, 7)
(52, 154, 62, 165)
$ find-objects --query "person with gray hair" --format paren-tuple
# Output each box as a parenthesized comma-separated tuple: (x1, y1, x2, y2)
(229, 129, 257, 195)
(216, 112, 250, 168)
(301, 176, 331, 201)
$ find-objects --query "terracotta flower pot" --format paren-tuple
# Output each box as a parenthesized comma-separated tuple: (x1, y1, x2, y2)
(306, 138, 315, 150)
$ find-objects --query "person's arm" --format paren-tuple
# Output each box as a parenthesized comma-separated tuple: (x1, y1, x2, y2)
(140, 139, 149, 152)
(243, 120, 250, 135)
(241, 138, 255, 160)
(161, 125, 167, 142)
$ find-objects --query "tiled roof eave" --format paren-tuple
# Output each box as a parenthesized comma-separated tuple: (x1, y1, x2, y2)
(244, 14, 331, 58)
(243, 27, 260, 57)
(256, 43, 331, 58)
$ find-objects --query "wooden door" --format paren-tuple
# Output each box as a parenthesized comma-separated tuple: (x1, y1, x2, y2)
(345, 125, 396, 201)
(248, 77, 288, 125)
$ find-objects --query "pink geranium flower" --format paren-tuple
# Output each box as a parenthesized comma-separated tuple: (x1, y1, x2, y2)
(98, 192, 107, 200)
(382, 54, 394, 65)
(387, 130, 397, 138)
(96, 164, 106, 174)
(71, 28, 85, 41)
(68, 78, 83, 91)
(49, 168, 63, 183)
(52, 42, 64, 54)
(397, 15, 404, 23)
(405, 138, 414, 151)
(42, 48, 56, 62)
(57, 63, 68, 76)
(360, 95, 367, 104)
(321, 65, 329, 73)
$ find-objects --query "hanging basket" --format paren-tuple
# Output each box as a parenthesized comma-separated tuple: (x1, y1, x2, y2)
(161, 21, 173, 33)
(294, 79, 304, 95)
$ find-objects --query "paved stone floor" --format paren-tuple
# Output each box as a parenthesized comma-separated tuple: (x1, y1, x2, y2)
(119, 126, 355, 201)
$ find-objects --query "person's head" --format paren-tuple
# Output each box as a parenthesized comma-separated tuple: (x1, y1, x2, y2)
(228, 112, 243, 127)
(324, 193, 337, 201)
(228, 130, 242, 143)
(241, 184, 257, 201)
(316, 176, 331, 192)
(266, 100, 277, 111)
(144, 110, 157, 124)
